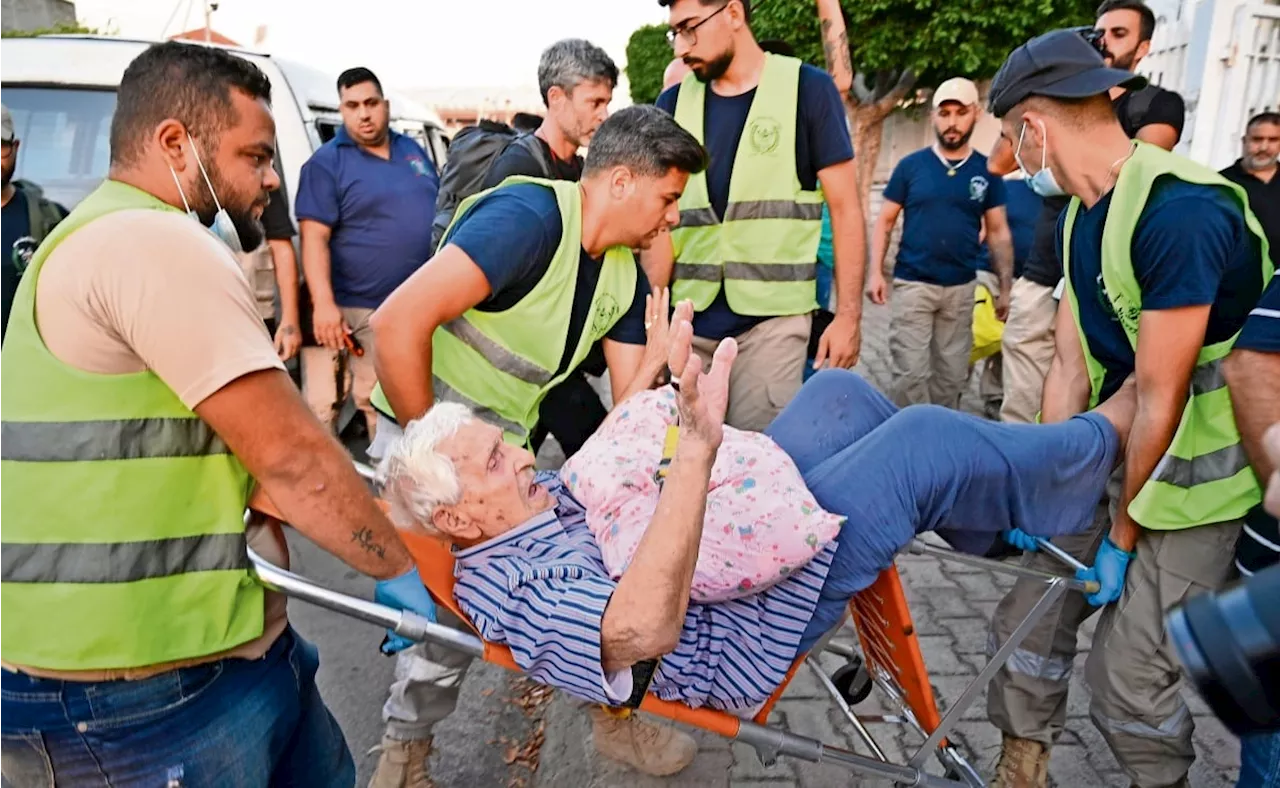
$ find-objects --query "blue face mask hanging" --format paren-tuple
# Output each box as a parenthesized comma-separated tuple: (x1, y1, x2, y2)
(1014, 120, 1068, 198)
(167, 133, 245, 254)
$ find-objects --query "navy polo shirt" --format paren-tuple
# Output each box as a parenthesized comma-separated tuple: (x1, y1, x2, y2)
(884, 148, 1007, 286)
(656, 64, 853, 340)
(295, 127, 439, 309)
(1063, 178, 1266, 402)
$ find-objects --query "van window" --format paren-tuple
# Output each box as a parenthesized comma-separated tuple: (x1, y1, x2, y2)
(4, 88, 117, 210)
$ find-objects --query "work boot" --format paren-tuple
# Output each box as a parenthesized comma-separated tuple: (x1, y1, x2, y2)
(992, 734, 1049, 788)
(588, 706, 698, 776)
(366, 734, 434, 788)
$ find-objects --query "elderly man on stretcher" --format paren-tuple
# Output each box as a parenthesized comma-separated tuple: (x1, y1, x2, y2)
(376, 298, 1136, 714)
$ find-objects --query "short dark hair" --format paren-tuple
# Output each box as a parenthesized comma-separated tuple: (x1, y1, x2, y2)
(337, 67, 383, 97)
(758, 39, 795, 57)
(583, 105, 707, 178)
(658, 0, 751, 24)
(110, 42, 272, 168)
(1246, 111, 1280, 131)
(1096, 0, 1157, 42)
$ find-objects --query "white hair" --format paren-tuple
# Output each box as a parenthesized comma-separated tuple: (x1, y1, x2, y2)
(376, 402, 474, 537)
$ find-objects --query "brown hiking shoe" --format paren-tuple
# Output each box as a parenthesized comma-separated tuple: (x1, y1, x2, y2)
(993, 734, 1049, 788)
(588, 707, 698, 776)
(366, 734, 434, 788)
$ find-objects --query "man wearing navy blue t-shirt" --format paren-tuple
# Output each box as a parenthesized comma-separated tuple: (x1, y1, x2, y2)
(985, 29, 1272, 786)
(651, 0, 867, 433)
(296, 67, 440, 439)
(869, 78, 1016, 409)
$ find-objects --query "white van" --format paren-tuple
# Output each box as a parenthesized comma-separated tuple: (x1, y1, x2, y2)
(0, 34, 451, 212)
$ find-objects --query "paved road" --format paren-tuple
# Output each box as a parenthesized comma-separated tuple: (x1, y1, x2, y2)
(293, 295, 1239, 787)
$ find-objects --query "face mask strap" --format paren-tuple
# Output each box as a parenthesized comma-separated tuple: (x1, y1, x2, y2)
(186, 132, 224, 213)
(168, 164, 193, 214)
(1038, 120, 1050, 172)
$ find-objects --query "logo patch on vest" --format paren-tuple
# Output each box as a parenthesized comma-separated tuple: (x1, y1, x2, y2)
(590, 293, 621, 340)
(748, 117, 782, 155)
(969, 176, 989, 202)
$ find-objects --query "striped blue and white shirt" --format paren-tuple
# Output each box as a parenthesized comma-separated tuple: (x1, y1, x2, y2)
(453, 473, 836, 711)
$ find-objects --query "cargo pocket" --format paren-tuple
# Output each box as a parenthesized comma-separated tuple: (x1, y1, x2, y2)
(1155, 523, 1243, 608)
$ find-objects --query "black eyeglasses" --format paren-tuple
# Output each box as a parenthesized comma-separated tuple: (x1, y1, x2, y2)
(667, 2, 730, 47)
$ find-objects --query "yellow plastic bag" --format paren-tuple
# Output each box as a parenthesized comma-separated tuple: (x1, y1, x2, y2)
(971, 284, 1004, 364)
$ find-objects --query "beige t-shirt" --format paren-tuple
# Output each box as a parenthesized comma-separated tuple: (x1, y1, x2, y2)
(6, 208, 290, 681)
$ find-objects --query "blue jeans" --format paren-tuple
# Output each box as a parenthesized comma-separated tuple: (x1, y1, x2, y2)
(1, 627, 354, 788)
(1240, 732, 1280, 788)
(763, 371, 1120, 653)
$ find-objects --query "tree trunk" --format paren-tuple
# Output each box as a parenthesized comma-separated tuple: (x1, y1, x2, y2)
(850, 102, 894, 210)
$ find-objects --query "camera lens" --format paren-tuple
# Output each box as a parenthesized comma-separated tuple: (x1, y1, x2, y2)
(1167, 564, 1280, 736)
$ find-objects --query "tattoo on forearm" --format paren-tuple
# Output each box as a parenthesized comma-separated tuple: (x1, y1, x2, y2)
(820, 18, 853, 84)
(352, 527, 386, 559)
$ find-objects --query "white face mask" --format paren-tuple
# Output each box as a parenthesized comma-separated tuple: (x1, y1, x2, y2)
(1014, 120, 1067, 198)
(168, 133, 243, 254)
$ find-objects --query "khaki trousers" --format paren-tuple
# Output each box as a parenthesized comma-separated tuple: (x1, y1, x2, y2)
(1086, 522, 1242, 787)
(300, 306, 379, 438)
(691, 313, 810, 433)
(1000, 278, 1058, 424)
(889, 278, 975, 408)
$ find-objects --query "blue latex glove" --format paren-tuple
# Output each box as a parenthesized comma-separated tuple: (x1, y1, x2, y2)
(1075, 537, 1135, 607)
(1002, 528, 1040, 552)
(373, 566, 437, 655)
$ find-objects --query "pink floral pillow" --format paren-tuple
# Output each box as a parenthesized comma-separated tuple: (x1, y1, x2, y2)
(561, 387, 844, 602)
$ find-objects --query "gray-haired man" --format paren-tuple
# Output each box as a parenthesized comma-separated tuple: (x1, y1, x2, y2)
(364, 105, 708, 787)
(480, 38, 618, 460)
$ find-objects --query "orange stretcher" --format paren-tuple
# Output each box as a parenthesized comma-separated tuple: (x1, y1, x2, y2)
(247, 465, 1096, 787)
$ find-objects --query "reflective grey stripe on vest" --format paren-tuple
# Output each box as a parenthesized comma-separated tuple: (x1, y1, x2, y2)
(432, 376, 527, 439)
(1190, 359, 1226, 396)
(677, 200, 823, 229)
(674, 263, 722, 282)
(677, 207, 719, 228)
(1150, 442, 1251, 488)
(442, 319, 553, 386)
(1, 418, 228, 462)
(725, 262, 816, 283)
(2, 533, 248, 584)
(674, 261, 817, 284)
(724, 200, 823, 222)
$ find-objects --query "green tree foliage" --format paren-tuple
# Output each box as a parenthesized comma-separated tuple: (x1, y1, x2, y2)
(2, 21, 99, 38)
(629, 0, 1099, 97)
(626, 24, 674, 105)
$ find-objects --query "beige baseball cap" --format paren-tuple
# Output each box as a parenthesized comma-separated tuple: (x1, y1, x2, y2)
(932, 77, 980, 108)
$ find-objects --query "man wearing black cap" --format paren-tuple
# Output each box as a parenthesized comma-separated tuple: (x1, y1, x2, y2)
(997, 0, 1184, 427)
(982, 28, 1272, 788)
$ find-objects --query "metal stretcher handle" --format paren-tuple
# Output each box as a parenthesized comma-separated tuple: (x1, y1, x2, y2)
(247, 547, 485, 658)
(1034, 537, 1089, 573)
(907, 540, 1101, 594)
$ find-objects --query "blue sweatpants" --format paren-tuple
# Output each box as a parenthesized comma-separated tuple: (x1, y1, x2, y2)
(760, 370, 1120, 653)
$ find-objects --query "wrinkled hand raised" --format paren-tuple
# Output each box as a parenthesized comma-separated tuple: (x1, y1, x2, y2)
(669, 317, 736, 450)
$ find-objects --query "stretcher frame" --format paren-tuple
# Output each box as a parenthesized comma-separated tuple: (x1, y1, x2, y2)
(247, 467, 1097, 788)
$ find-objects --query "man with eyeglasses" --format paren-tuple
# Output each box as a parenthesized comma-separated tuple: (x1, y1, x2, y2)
(649, 0, 867, 433)
(0, 102, 67, 342)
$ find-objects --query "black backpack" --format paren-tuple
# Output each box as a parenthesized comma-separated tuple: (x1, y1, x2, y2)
(430, 120, 554, 253)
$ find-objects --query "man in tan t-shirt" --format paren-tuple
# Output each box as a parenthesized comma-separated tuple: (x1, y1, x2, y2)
(0, 42, 436, 787)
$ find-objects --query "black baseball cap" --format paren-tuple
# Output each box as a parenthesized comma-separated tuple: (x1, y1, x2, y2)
(988, 27, 1147, 118)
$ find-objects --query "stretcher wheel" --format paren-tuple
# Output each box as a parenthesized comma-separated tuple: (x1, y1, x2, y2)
(831, 657, 873, 705)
